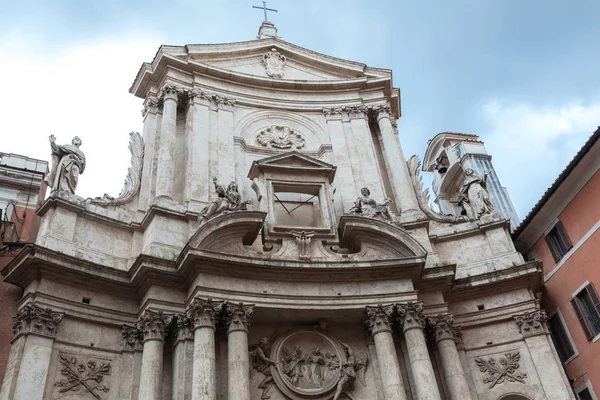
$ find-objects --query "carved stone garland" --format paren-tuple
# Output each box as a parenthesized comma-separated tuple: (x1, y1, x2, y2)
(88, 131, 144, 206)
(475, 352, 527, 389)
(54, 353, 111, 399)
(12, 304, 64, 338)
(256, 125, 305, 150)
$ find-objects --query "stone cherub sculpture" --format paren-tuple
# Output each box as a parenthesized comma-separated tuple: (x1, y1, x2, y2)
(332, 341, 367, 400)
(199, 177, 251, 223)
(250, 336, 277, 399)
(349, 187, 393, 222)
(459, 169, 495, 219)
(45, 135, 86, 195)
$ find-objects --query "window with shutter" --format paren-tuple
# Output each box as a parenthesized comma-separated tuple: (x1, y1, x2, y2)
(545, 220, 573, 262)
(573, 283, 600, 340)
(548, 312, 575, 363)
(577, 387, 594, 400)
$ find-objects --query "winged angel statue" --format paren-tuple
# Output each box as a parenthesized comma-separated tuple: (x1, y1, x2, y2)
(333, 341, 368, 400)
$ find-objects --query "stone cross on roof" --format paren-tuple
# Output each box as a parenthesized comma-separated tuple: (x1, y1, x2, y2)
(252, 1, 277, 22)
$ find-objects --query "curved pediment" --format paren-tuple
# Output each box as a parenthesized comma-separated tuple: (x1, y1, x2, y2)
(187, 211, 267, 253)
(338, 215, 428, 259)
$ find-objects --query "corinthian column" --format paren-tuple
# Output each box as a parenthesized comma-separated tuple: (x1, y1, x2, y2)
(397, 302, 441, 400)
(1, 305, 64, 400)
(136, 310, 173, 400)
(427, 314, 472, 400)
(374, 104, 421, 219)
(156, 84, 180, 199)
(366, 305, 408, 400)
(187, 298, 223, 400)
(226, 302, 254, 400)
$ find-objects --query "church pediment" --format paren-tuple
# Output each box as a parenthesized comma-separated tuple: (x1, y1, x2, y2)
(248, 151, 336, 182)
(130, 38, 394, 97)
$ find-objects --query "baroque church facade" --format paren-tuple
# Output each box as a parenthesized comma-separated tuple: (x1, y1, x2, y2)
(0, 21, 573, 400)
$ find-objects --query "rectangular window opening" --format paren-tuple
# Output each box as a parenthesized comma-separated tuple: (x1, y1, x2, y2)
(545, 221, 573, 262)
(572, 283, 600, 341)
(577, 387, 594, 400)
(272, 185, 323, 228)
(548, 312, 575, 363)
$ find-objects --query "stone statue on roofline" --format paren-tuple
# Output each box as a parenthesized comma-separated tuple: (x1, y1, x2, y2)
(349, 187, 394, 222)
(45, 135, 86, 195)
(199, 177, 252, 223)
(459, 168, 495, 219)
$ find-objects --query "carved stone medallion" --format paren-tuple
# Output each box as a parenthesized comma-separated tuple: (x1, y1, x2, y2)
(270, 330, 345, 400)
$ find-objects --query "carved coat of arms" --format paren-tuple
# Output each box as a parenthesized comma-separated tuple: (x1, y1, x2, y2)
(263, 48, 286, 78)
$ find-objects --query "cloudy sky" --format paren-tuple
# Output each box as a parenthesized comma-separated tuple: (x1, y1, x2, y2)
(1, 0, 599, 220)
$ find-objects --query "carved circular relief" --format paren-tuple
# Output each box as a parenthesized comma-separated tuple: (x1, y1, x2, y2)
(270, 330, 346, 400)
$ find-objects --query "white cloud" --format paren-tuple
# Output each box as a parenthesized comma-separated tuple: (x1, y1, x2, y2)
(0, 33, 163, 200)
(481, 98, 600, 218)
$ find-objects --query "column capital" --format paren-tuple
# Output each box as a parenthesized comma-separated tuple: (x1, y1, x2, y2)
(322, 106, 344, 121)
(427, 313, 460, 344)
(160, 84, 183, 102)
(348, 104, 369, 119)
(122, 324, 143, 351)
(366, 304, 395, 335)
(391, 119, 399, 135)
(12, 304, 64, 339)
(214, 94, 236, 111)
(136, 310, 174, 343)
(188, 89, 211, 106)
(142, 97, 159, 117)
(514, 310, 548, 338)
(225, 302, 254, 333)
(373, 103, 392, 121)
(396, 301, 425, 333)
(186, 298, 223, 331)
(173, 314, 194, 343)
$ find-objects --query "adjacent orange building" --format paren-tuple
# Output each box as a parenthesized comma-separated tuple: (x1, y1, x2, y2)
(514, 127, 600, 400)
(0, 153, 48, 388)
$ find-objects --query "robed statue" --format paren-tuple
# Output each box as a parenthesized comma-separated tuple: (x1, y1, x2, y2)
(459, 168, 495, 219)
(250, 336, 277, 399)
(349, 187, 393, 221)
(45, 135, 86, 194)
(199, 177, 251, 222)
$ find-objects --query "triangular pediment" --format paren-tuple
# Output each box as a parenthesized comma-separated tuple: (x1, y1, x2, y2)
(130, 37, 395, 97)
(248, 151, 336, 181)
